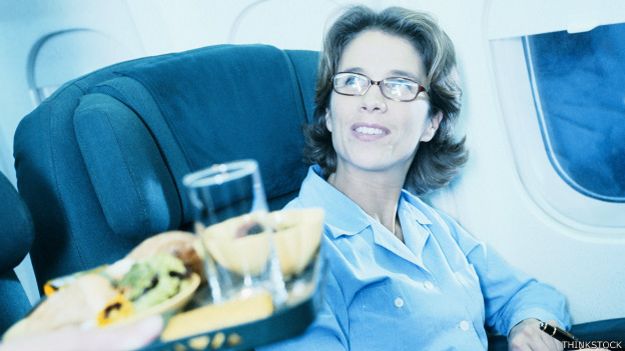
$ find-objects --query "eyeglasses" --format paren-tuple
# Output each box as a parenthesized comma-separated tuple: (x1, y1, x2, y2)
(332, 72, 426, 102)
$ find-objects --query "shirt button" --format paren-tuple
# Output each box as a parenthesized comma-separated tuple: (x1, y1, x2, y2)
(459, 320, 471, 331)
(394, 297, 404, 308)
(423, 280, 434, 290)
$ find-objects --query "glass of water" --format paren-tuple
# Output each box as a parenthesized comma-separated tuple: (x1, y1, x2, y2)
(183, 160, 286, 305)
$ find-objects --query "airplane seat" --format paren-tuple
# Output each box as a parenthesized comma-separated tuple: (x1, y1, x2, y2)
(13, 44, 318, 286)
(0, 172, 34, 334)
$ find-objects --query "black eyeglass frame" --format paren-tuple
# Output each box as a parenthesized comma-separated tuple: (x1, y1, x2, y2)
(331, 71, 427, 102)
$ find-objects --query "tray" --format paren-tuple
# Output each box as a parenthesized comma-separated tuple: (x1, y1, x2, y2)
(140, 293, 318, 351)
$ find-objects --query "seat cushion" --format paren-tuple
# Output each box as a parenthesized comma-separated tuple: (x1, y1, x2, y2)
(0, 174, 33, 271)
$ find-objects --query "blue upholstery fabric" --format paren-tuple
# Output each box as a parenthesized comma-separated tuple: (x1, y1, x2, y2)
(0, 271, 31, 334)
(74, 93, 180, 239)
(0, 174, 33, 271)
(0, 173, 33, 333)
(114, 45, 310, 223)
(13, 44, 319, 285)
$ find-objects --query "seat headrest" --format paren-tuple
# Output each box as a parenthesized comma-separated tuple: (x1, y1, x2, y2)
(112, 44, 314, 222)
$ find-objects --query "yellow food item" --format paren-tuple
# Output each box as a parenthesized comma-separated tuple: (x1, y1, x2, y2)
(100, 273, 201, 329)
(3, 274, 117, 341)
(161, 292, 274, 341)
(3, 235, 203, 342)
(200, 208, 324, 277)
(211, 333, 225, 349)
(42, 265, 108, 297)
(272, 209, 324, 277)
(227, 333, 243, 347)
(188, 335, 210, 350)
(97, 293, 134, 326)
(127, 231, 197, 260)
(43, 283, 57, 297)
(202, 214, 272, 276)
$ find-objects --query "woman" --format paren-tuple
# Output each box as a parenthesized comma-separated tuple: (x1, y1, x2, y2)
(263, 6, 570, 350)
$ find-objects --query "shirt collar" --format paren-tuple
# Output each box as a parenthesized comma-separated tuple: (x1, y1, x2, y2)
(399, 189, 433, 225)
(298, 166, 435, 236)
(297, 165, 371, 237)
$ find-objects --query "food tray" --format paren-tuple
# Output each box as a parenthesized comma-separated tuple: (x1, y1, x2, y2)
(140, 293, 318, 351)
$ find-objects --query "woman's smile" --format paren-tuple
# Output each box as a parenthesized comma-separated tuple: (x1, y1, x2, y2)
(351, 122, 390, 142)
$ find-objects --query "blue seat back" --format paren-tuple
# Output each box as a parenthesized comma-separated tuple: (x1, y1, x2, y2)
(0, 173, 33, 333)
(13, 44, 319, 284)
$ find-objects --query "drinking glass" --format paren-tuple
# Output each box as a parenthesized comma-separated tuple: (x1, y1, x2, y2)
(183, 160, 286, 305)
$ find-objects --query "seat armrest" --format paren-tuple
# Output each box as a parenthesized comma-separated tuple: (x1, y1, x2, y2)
(488, 318, 625, 350)
(572, 317, 625, 343)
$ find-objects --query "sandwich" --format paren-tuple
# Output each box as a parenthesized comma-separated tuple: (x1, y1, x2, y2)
(3, 231, 202, 342)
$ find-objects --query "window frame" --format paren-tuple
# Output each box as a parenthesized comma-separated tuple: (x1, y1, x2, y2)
(523, 34, 625, 203)
(489, 36, 625, 231)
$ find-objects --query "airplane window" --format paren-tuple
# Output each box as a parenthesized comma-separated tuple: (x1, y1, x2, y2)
(524, 23, 625, 202)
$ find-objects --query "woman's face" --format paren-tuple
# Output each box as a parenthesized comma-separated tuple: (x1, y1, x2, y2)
(327, 30, 441, 179)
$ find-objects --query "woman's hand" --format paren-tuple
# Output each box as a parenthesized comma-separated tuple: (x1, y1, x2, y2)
(508, 318, 563, 351)
(0, 315, 163, 351)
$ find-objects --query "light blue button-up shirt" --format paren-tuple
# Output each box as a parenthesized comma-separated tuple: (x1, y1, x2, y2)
(262, 166, 570, 350)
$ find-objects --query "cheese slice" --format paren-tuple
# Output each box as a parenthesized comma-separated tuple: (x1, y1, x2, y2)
(161, 292, 274, 341)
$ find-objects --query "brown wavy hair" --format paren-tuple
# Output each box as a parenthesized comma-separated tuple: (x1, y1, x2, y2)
(304, 5, 468, 195)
